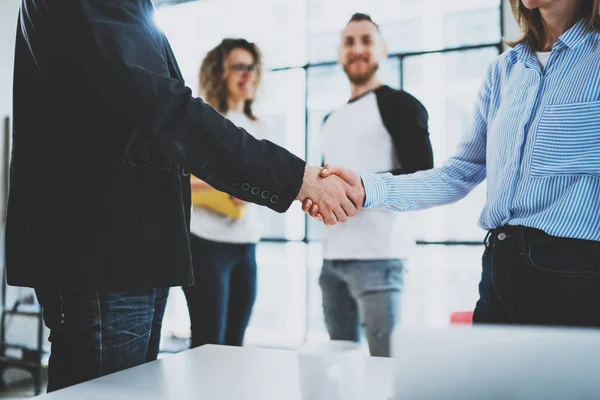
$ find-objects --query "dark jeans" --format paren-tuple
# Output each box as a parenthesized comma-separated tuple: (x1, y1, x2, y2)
(473, 225, 600, 327)
(183, 235, 257, 348)
(35, 288, 169, 392)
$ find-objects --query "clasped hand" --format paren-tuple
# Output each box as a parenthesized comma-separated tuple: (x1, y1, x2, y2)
(296, 165, 364, 225)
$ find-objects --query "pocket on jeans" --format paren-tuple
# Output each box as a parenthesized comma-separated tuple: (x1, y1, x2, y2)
(531, 101, 600, 178)
(525, 239, 600, 277)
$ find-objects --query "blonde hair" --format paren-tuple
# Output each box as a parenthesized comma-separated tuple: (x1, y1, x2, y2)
(198, 38, 263, 121)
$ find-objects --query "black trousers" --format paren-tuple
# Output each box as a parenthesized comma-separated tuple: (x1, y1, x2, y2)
(182, 235, 257, 348)
(473, 225, 600, 327)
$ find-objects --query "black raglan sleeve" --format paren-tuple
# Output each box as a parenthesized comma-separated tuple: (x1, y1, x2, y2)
(375, 87, 434, 175)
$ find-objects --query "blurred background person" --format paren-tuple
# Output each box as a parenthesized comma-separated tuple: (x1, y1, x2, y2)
(318, 13, 433, 357)
(313, 0, 600, 328)
(184, 38, 269, 348)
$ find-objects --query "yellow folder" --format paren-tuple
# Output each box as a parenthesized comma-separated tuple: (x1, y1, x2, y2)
(191, 189, 245, 220)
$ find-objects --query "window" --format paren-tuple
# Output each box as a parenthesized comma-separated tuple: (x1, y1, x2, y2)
(155, 0, 503, 345)
(256, 69, 306, 240)
(403, 47, 499, 242)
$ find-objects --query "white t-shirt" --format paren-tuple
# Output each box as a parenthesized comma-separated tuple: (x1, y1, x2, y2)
(190, 111, 267, 244)
(536, 51, 551, 69)
(321, 89, 415, 260)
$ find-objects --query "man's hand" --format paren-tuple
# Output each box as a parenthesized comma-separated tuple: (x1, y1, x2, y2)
(301, 165, 365, 221)
(296, 166, 361, 225)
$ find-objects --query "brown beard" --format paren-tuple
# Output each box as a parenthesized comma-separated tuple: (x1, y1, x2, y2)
(343, 61, 379, 85)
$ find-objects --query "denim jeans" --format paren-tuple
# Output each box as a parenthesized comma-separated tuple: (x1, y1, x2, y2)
(35, 287, 169, 392)
(182, 235, 257, 348)
(319, 259, 404, 357)
(473, 225, 600, 327)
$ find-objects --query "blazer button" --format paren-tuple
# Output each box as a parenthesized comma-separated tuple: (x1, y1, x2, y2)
(270, 195, 279, 204)
(261, 190, 269, 199)
(241, 183, 250, 191)
(231, 178, 239, 186)
(251, 187, 260, 195)
(181, 169, 190, 177)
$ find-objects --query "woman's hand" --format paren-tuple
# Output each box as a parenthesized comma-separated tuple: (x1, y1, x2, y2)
(230, 196, 247, 208)
(191, 176, 213, 192)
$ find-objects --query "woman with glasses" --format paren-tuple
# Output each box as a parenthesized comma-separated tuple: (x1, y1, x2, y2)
(184, 38, 267, 348)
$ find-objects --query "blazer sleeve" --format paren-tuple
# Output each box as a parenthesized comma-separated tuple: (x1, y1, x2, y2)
(51, 0, 305, 212)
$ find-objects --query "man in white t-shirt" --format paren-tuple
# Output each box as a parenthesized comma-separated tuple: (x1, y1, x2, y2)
(319, 13, 434, 357)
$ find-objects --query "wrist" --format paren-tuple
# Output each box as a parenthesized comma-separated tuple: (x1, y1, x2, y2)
(359, 178, 366, 206)
(297, 165, 317, 201)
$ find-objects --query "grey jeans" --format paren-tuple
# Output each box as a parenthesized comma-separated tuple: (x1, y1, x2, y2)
(319, 259, 405, 357)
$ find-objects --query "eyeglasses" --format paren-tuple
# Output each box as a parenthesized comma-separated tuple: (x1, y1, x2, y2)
(229, 63, 258, 74)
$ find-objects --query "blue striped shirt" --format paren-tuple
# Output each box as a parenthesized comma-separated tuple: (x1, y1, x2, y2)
(361, 19, 600, 241)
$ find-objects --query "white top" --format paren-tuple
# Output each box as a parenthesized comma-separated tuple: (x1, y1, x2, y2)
(321, 91, 413, 260)
(190, 112, 267, 244)
(36, 345, 394, 400)
(536, 51, 551, 69)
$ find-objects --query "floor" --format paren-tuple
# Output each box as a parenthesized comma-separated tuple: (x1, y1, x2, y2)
(0, 243, 485, 398)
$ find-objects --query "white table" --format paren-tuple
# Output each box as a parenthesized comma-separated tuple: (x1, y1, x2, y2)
(37, 345, 394, 399)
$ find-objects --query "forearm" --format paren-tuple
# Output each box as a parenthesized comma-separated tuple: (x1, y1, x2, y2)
(362, 158, 485, 212)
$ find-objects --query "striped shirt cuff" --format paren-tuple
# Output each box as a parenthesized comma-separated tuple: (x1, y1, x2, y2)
(360, 172, 388, 209)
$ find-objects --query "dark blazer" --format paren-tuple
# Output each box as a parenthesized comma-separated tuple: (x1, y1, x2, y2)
(5, 0, 306, 292)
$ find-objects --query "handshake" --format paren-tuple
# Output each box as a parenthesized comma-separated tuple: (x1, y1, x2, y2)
(296, 165, 364, 225)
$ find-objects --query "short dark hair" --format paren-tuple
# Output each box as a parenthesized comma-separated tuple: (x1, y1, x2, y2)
(347, 13, 380, 31)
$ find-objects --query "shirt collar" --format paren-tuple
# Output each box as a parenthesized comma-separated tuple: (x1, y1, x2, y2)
(558, 18, 592, 49)
(509, 18, 593, 65)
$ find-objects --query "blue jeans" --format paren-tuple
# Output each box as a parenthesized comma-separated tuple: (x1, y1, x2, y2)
(474, 226, 600, 326)
(319, 259, 404, 357)
(182, 235, 257, 348)
(35, 288, 169, 392)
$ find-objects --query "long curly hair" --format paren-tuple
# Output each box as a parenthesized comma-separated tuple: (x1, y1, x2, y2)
(199, 38, 263, 121)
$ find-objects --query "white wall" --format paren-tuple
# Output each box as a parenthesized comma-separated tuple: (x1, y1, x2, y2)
(0, 0, 20, 221)
(503, 0, 522, 44)
(0, 0, 20, 120)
